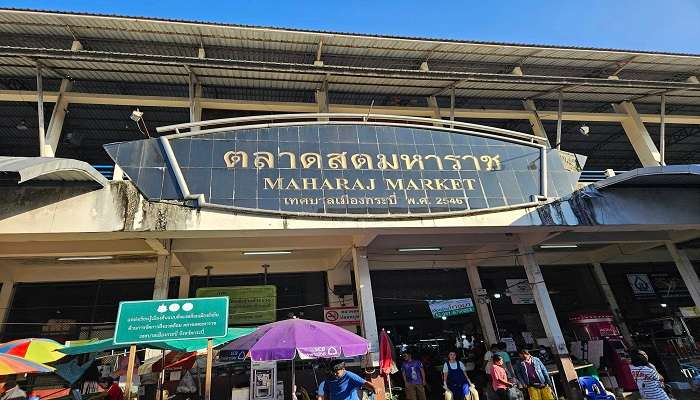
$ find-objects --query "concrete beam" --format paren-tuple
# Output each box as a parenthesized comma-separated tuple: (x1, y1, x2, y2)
(45, 40, 82, 157)
(666, 242, 700, 310)
(171, 236, 352, 252)
(522, 99, 549, 141)
(0, 239, 156, 258)
(2, 89, 700, 124)
(613, 101, 662, 166)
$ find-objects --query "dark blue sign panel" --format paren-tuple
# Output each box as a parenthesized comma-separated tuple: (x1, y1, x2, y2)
(104, 124, 584, 217)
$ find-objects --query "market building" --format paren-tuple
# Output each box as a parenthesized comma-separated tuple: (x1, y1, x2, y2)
(1, 8, 700, 399)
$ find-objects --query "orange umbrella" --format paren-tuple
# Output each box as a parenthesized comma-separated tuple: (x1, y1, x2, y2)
(0, 353, 54, 375)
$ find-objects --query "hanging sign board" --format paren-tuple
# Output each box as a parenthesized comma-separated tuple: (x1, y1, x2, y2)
(427, 298, 475, 318)
(196, 286, 277, 325)
(626, 274, 655, 298)
(323, 306, 360, 325)
(507, 279, 535, 305)
(114, 297, 228, 345)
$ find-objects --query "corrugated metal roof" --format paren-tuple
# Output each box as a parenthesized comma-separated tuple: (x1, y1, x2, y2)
(0, 156, 107, 186)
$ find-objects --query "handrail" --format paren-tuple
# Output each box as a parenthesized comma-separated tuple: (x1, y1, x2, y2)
(155, 113, 549, 144)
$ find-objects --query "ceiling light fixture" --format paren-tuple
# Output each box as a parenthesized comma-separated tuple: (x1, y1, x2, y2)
(397, 247, 441, 252)
(242, 250, 292, 256)
(493, 293, 502, 299)
(57, 256, 114, 261)
(539, 244, 578, 249)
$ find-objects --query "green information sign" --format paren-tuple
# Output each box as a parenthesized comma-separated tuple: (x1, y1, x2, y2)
(114, 297, 229, 345)
(196, 286, 276, 325)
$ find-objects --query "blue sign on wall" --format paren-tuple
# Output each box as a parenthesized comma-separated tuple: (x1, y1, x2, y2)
(105, 124, 584, 217)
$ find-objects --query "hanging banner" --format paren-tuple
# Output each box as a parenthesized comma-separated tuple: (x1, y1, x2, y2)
(427, 298, 475, 318)
(196, 286, 276, 325)
(323, 306, 360, 325)
(507, 279, 534, 305)
(626, 274, 655, 297)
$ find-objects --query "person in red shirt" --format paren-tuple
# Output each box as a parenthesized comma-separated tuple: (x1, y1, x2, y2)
(103, 378, 123, 400)
(491, 355, 513, 400)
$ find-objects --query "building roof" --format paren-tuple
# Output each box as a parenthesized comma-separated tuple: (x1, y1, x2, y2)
(0, 156, 107, 186)
(0, 8, 699, 168)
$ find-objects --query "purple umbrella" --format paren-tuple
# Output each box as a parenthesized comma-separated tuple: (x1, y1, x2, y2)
(221, 318, 369, 361)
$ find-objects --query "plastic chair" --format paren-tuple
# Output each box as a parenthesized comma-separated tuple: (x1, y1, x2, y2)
(578, 376, 615, 400)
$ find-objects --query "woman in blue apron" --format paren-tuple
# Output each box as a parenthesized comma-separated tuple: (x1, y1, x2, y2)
(442, 351, 472, 399)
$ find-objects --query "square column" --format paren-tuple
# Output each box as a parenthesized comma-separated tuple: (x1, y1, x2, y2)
(518, 246, 580, 400)
(466, 262, 498, 345)
(352, 246, 379, 364)
(591, 263, 635, 346)
(0, 281, 15, 337)
(178, 273, 190, 299)
(666, 242, 700, 310)
(153, 240, 172, 300)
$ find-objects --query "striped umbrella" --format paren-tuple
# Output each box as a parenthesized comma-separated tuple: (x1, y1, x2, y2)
(0, 353, 54, 375)
(0, 338, 65, 364)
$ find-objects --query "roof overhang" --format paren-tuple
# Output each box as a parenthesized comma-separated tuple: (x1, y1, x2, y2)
(593, 164, 700, 189)
(0, 156, 108, 187)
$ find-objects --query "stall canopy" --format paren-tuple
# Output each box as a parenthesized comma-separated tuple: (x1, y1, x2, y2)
(58, 328, 256, 355)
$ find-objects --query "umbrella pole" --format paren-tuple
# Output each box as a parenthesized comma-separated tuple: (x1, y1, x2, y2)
(156, 349, 165, 400)
(125, 345, 136, 400)
(291, 358, 296, 400)
(205, 338, 213, 400)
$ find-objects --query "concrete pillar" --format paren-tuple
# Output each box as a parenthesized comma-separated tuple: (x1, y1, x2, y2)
(518, 246, 580, 400)
(613, 101, 662, 166)
(178, 273, 190, 299)
(466, 262, 498, 345)
(666, 242, 700, 310)
(591, 263, 635, 345)
(152, 240, 172, 300)
(352, 246, 379, 364)
(0, 281, 15, 337)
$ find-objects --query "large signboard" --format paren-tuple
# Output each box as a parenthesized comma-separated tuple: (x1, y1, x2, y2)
(105, 123, 584, 217)
(196, 286, 276, 325)
(114, 297, 228, 345)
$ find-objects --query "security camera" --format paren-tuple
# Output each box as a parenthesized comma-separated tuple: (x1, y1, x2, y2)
(130, 109, 144, 122)
(579, 124, 590, 136)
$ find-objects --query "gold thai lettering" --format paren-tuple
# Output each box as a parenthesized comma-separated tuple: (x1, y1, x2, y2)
(279, 152, 297, 168)
(327, 152, 348, 169)
(461, 155, 481, 171)
(480, 155, 501, 171)
(377, 154, 400, 170)
(300, 153, 322, 169)
(222, 149, 502, 172)
(400, 154, 424, 170)
(253, 152, 274, 168)
(443, 155, 462, 170)
(223, 151, 248, 168)
(424, 155, 444, 170)
(350, 153, 374, 169)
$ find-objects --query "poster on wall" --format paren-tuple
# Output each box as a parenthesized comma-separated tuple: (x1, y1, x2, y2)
(506, 279, 534, 305)
(626, 274, 655, 298)
(196, 285, 277, 325)
(250, 361, 276, 400)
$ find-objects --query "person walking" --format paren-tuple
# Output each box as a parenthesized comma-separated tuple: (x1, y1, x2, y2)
(629, 350, 670, 400)
(490, 355, 513, 400)
(495, 343, 514, 378)
(514, 349, 553, 400)
(318, 360, 378, 400)
(401, 352, 427, 400)
(442, 351, 472, 399)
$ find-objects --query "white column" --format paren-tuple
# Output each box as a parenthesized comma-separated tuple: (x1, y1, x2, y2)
(352, 246, 379, 364)
(522, 99, 549, 142)
(666, 242, 700, 310)
(591, 263, 635, 345)
(519, 245, 580, 400)
(152, 240, 172, 300)
(0, 281, 15, 336)
(178, 273, 191, 299)
(466, 262, 498, 345)
(45, 40, 82, 157)
(327, 264, 357, 332)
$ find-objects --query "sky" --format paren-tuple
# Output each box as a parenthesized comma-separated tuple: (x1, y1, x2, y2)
(2, 0, 700, 54)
